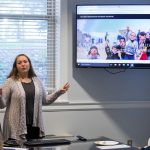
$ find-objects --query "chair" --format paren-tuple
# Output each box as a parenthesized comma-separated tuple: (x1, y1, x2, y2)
(0, 124, 3, 149)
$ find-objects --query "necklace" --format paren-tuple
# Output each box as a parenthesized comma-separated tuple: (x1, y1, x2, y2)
(19, 77, 31, 83)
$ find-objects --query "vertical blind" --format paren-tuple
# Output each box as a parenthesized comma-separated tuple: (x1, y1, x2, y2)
(0, 0, 60, 92)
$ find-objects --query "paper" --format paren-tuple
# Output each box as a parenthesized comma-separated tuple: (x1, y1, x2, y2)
(3, 147, 28, 150)
(96, 144, 131, 149)
(95, 140, 119, 146)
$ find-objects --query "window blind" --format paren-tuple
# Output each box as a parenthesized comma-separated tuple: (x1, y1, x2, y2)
(0, 0, 60, 92)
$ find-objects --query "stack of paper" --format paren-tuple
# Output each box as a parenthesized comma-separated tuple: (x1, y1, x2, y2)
(96, 144, 131, 149)
(3, 147, 28, 150)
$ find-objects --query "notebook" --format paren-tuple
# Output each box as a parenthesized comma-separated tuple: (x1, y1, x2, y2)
(24, 139, 71, 146)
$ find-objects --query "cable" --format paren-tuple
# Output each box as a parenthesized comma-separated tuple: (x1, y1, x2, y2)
(104, 68, 126, 74)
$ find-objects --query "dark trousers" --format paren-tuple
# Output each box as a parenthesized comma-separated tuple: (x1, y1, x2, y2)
(26, 125, 40, 140)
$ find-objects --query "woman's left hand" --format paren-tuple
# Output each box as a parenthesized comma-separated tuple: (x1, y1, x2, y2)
(59, 82, 70, 94)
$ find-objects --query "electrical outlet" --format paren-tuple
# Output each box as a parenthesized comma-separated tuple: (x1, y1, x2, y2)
(127, 139, 132, 146)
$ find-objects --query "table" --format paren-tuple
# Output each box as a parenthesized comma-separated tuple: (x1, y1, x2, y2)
(24, 136, 139, 150)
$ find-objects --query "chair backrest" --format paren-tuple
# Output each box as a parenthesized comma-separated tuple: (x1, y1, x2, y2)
(0, 124, 3, 150)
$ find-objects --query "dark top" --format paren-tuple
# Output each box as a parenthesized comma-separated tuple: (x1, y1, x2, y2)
(22, 80, 35, 125)
(107, 52, 120, 60)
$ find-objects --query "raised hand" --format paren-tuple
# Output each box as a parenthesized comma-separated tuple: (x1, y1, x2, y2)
(59, 82, 70, 94)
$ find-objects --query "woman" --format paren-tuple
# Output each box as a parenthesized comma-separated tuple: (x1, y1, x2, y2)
(87, 46, 100, 59)
(0, 54, 70, 141)
(124, 32, 138, 60)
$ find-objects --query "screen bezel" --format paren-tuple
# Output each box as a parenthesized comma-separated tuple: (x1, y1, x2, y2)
(75, 4, 150, 69)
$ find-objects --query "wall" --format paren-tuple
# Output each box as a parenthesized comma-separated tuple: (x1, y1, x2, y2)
(60, 0, 150, 147)
(68, 0, 150, 103)
(1, 0, 150, 147)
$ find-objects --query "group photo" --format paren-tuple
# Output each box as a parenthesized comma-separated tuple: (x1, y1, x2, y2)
(77, 18, 150, 61)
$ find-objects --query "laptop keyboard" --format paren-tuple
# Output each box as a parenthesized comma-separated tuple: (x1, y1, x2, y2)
(24, 139, 71, 146)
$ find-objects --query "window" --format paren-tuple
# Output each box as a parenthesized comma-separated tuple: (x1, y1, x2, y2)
(0, 0, 60, 92)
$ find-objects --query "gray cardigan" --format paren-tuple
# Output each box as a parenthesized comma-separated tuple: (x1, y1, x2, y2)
(0, 77, 62, 141)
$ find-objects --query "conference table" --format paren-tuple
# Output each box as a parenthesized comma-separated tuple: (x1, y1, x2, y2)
(18, 136, 139, 150)
(42, 141, 139, 150)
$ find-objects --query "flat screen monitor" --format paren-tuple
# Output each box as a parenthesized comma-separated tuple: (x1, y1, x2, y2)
(75, 4, 150, 68)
